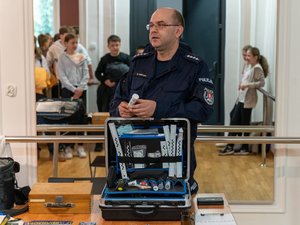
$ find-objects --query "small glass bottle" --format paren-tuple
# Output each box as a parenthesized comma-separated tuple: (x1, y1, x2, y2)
(181, 211, 195, 225)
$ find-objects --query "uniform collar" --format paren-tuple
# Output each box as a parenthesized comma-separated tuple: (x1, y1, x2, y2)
(154, 48, 181, 79)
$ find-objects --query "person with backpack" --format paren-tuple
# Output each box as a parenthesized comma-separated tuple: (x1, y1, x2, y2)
(95, 34, 131, 112)
(57, 33, 89, 159)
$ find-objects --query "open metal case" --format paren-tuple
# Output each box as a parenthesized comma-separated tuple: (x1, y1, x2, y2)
(99, 118, 192, 221)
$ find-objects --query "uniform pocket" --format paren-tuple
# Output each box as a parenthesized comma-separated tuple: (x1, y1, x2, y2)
(130, 76, 149, 97)
(163, 80, 189, 93)
(161, 80, 189, 106)
(132, 77, 146, 90)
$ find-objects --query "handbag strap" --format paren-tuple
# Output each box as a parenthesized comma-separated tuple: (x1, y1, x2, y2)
(0, 135, 13, 157)
(0, 135, 5, 156)
(1, 204, 29, 216)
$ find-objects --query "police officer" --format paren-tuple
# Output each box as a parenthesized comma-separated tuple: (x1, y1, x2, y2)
(110, 7, 214, 194)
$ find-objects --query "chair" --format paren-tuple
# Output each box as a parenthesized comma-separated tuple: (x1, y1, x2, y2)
(89, 112, 110, 177)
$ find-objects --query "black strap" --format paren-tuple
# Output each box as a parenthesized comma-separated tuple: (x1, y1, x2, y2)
(1, 204, 28, 216)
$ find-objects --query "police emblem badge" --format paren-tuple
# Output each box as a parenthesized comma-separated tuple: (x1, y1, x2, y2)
(203, 87, 214, 105)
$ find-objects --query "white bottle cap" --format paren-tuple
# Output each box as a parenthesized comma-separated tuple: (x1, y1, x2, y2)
(128, 93, 139, 107)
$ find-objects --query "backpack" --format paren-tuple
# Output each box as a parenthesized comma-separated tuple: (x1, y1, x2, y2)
(105, 62, 129, 82)
(0, 157, 16, 210)
(0, 137, 30, 216)
(0, 157, 30, 216)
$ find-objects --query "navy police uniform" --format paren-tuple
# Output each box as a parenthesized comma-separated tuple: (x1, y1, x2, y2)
(110, 47, 214, 194)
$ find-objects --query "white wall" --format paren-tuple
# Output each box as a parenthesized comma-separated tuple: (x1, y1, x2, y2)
(79, 0, 101, 113)
(250, 0, 277, 123)
(0, 0, 37, 186)
(224, 0, 242, 126)
(115, 0, 130, 54)
(82, 0, 130, 71)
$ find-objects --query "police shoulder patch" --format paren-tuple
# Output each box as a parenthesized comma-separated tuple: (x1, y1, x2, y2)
(184, 54, 201, 64)
(203, 87, 214, 106)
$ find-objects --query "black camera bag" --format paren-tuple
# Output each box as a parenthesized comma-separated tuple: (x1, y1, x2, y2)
(0, 157, 16, 210)
(0, 157, 30, 216)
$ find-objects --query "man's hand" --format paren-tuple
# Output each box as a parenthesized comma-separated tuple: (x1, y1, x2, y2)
(118, 101, 135, 117)
(87, 78, 95, 85)
(240, 83, 249, 90)
(104, 79, 116, 88)
(73, 87, 83, 99)
(88, 64, 95, 86)
(129, 99, 156, 118)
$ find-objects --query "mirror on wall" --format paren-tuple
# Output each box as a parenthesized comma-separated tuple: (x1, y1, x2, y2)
(34, 0, 276, 204)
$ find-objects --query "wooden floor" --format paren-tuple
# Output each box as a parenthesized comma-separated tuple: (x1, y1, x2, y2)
(194, 142, 274, 202)
(38, 142, 274, 203)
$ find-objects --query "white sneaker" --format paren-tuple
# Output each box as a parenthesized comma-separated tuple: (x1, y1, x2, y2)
(77, 145, 87, 158)
(65, 146, 73, 159)
(233, 144, 242, 151)
(58, 151, 66, 162)
(215, 143, 227, 147)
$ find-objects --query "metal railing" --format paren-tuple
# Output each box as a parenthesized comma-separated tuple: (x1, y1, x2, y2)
(258, 88, 276, 166)
(4, 134, 300, 177)
(3, 124, 280, 177)
(36, 124, 105, 132)
(37, 124, 275, 167)
(258, 88, 275, 102)
(36, 124, 275, 133)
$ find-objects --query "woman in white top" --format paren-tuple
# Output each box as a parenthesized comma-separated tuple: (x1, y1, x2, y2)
(34, 36, 50, 101)
(220, 46, 269, 155)
(57, 33, 89, 159)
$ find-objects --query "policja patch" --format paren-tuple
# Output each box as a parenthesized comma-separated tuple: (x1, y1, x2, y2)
(203, 87, 214, 105)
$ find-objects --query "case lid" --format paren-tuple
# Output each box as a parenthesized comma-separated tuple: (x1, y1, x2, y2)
(105, 118, 191, 182)
(29, 183, 92, 197)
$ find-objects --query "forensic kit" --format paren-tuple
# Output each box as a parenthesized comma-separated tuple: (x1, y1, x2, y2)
(99, 118, 192, 221)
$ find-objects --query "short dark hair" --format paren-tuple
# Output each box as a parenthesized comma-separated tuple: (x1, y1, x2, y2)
(64, 33, 76, 43)
(59, 26, 75, 35)
(37, 34, 49, 47)
(136, 45, 145, 50)
(107, 34, 121, 44)
(53, 33, 60, 42)
(73, 26, 79, 35)
(59, 27, 68, 35)
(172, 9, 185, 28)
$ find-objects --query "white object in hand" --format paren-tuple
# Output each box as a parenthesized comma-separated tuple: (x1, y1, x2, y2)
(128, 93, 139, 108)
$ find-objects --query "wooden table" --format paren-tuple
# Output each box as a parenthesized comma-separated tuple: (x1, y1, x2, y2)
(193, 193, 237, 225)
(18, 194, 236, 225)
(18, 195, 180, 225)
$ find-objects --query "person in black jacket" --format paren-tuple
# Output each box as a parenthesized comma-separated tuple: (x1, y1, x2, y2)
(95, 35, 131, 112)
(110, 8, 214, 195)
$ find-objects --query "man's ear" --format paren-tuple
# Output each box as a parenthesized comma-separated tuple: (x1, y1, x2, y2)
(176, 26, 184, 39)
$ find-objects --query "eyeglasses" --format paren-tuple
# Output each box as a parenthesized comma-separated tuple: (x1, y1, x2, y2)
(146, 23, 180, 31)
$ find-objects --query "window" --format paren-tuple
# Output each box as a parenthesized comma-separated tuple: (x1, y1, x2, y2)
(33, 0, 54, 37)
